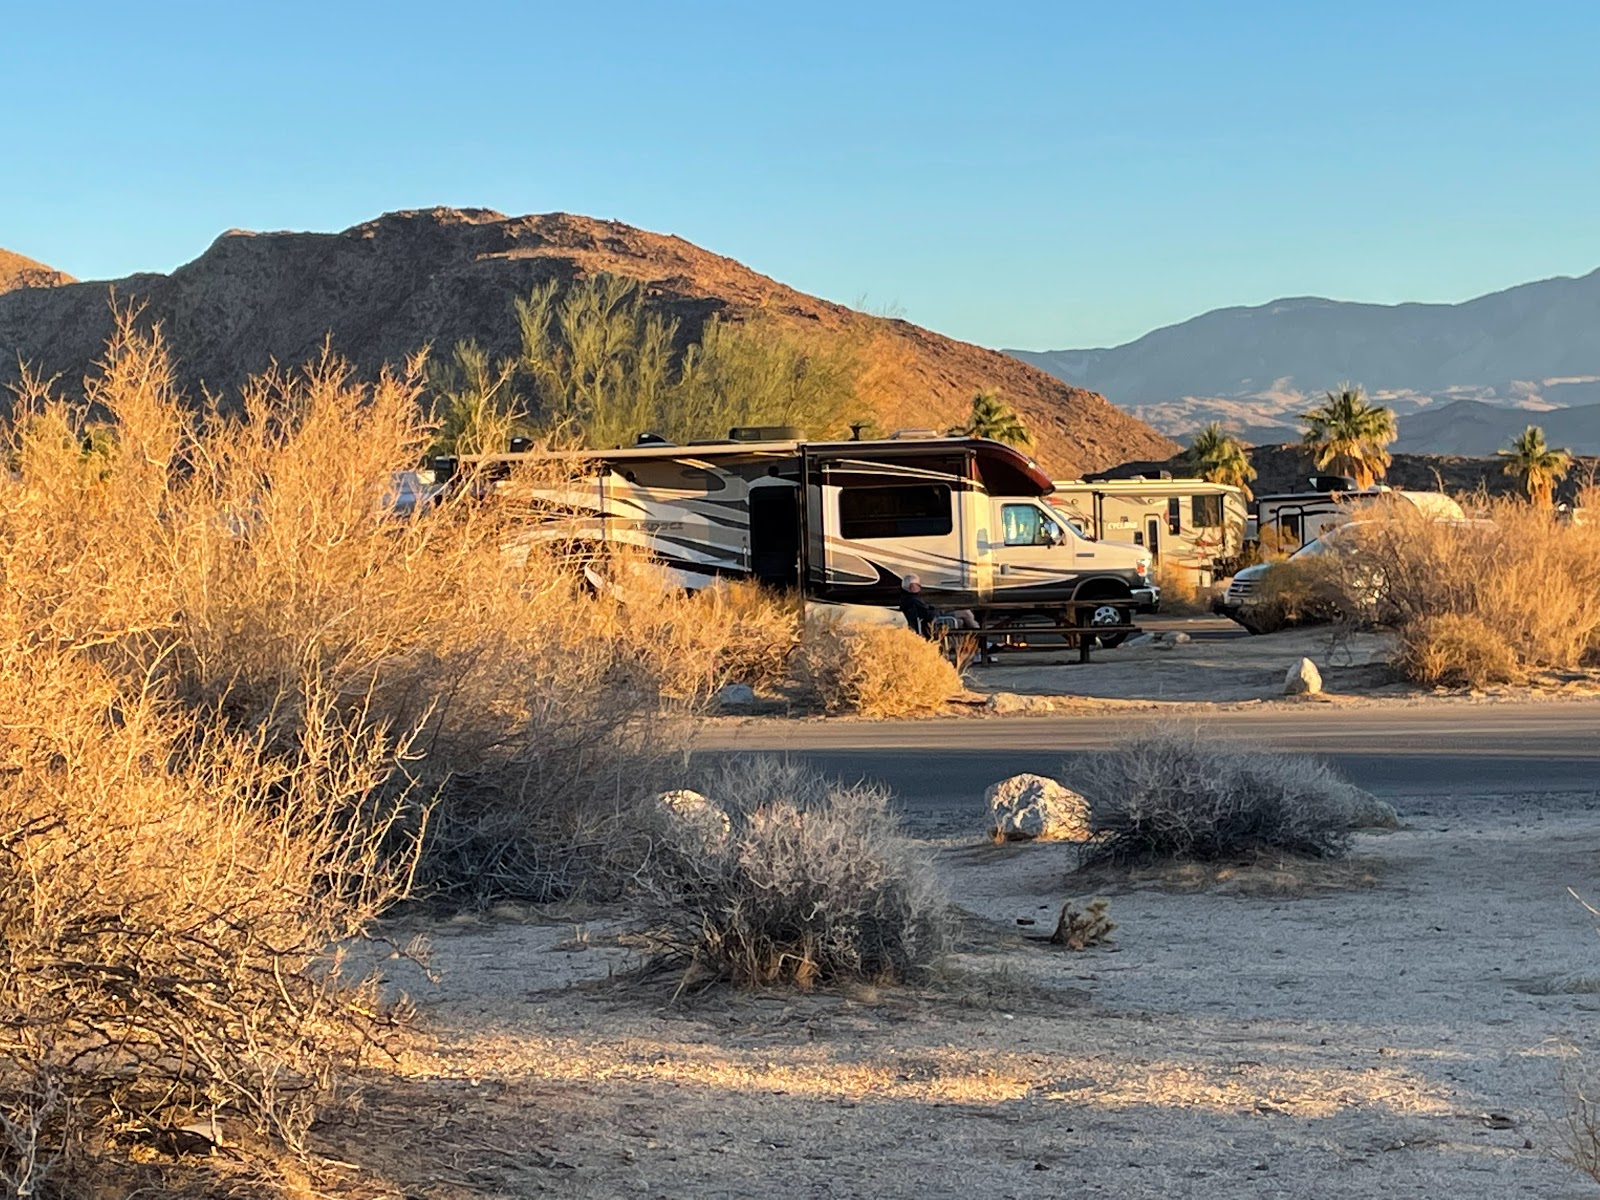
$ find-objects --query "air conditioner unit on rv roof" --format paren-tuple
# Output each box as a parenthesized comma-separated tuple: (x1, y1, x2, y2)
(888, 429, 942, 440)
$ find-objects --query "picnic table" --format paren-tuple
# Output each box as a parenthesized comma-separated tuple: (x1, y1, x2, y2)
(934, 599, 1140, 664)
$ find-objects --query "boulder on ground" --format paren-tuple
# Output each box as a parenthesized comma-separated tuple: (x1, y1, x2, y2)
(1346, 793, 1401, 830)
(1285, 657, 1323, 696)
(985, 773, 1091, 841)
(984, 692, 1058, 715)
(652, 789, 732, 850)
(714, 683, 758, 711)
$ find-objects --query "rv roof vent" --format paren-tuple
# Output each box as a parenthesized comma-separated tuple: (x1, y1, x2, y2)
(728, 425, 800, 442)
(635, 432, 674, 446)
(508, 436, 533, 454)
(1308, 473, 1358, 492)
(888, 428, 942, 440)
(1130, 474, 1146, 481)
(1158, 470, 1173, 480)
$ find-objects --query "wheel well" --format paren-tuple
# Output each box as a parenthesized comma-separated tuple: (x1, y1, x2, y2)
(1071, 577, 1134, 602)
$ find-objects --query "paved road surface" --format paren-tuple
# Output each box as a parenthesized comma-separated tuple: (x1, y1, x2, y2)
(696, 701, 1600, 824)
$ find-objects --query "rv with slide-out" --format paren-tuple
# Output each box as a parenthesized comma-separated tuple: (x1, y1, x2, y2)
(428, 431, 1155, 635)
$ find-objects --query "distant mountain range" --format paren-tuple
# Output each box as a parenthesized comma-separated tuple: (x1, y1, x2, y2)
(0, 210, 1177, 478)
(1006, 269, 1600, 455)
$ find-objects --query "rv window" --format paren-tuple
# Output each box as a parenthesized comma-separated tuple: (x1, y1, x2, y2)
(1001, 504, 1062, 546)
(619, 460, 727, 493)
(1191, 493, 1223, 527)
(1278, 514, 1302, 543)
(838, 485, 953, 540)
(1167, 497, 1182, 535)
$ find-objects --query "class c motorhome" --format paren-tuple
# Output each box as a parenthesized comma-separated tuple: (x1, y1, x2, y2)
(431, 433, 1154, 620)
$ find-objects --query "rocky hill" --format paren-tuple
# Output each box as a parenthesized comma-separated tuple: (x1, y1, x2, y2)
(1007, 269, 1600, 452)
(0, 249, 74, 294)
(0, 209, 1175, 477)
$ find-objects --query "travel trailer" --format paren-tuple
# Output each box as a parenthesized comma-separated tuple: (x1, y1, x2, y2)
(1047, 476, 1248, 584)
(1253, 475, 1465, 549)
(432, 433, 1154, 627)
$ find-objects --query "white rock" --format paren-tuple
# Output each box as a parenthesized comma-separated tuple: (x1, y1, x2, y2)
(652, 789, 732, 850)
(984, 773, 1091, 842)
(714, 683, 758, 711)
(1285, 657, 1323, 696)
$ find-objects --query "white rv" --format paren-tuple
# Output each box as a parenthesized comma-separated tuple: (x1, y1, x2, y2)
(1047, 477, 1248, 584)
(435, 434, 1154, 629)
(1253, 475, 1465, 550)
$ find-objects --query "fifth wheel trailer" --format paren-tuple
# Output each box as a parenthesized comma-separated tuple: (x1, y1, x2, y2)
(1046, 477, 1249, 585)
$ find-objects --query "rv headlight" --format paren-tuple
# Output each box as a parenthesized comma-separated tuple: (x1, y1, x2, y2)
(1136, 556, 1150, 577)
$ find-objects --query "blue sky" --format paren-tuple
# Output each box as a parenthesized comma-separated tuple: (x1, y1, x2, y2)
(6, 1, 1598, 350)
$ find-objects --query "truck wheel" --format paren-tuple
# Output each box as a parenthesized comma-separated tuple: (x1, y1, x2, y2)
(1079, 601, 1131, 649)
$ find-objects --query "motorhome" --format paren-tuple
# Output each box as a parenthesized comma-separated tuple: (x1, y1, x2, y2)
(1253, 475, 1465, 549)
(432, 433, 1154, 630)
(1047, 476, 1248, 585)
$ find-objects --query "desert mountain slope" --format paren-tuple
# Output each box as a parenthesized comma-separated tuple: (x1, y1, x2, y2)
(0, 248, 75, 294)
(0, 209, 1175, 477)
(1007, 270, 1600, 450)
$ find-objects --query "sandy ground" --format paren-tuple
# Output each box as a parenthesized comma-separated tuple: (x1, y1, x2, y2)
(970, 617, 1401, 704)
(342, 786, 1600, 1199)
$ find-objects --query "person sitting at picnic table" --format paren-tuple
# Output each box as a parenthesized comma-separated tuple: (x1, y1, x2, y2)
(897, 571, 984, 631)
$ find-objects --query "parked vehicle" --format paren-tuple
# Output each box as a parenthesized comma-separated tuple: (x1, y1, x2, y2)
(432, 432, 1154, 636)
(1048, 476, 1248, 586)
(1216, 514, 1493, 634)
(1252, 475, 1464, 551)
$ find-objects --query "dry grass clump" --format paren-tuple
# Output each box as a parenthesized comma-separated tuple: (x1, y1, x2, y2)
(1349, 503, 1600, 682)
(1150, 559, 1207, 615)
(795, 619, 961, 716)
(611, 572, 801, 702)
(1396, 612, 1524, 688)
(641, 759, 951, 990)
(1068, 730, 1362, 866)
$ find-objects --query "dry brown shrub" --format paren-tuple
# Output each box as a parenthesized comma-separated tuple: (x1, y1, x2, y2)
(1349, 502, 1600, 682)
(795, 618, 961, 717)
(1068, 729, 1362, 865)
(640, 759, 951, 990)
(1396, 612, 1524, 688)
(0, 312, 716, 1190)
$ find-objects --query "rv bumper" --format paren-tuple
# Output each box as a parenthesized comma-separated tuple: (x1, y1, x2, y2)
(1133, 585, 1160, 613)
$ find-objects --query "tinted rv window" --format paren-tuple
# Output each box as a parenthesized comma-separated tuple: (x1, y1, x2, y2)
(838, 485, 953, 540)
(1167, 497, 1182, 535)
(1191, 493, 1223, 527)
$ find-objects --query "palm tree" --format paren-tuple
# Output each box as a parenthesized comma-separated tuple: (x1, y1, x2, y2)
(1183, 422, 1257, 498)
(952, 389, 1031, 446)
(1498, 424, 1572, 507)
(1299, 384, 1397, 487)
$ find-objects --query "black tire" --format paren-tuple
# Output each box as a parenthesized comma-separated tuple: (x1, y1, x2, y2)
(1078, 599, 1132, 648)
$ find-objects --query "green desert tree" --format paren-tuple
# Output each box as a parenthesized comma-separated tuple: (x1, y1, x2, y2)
(1498, 424, 1572, 507)
(1299, 384, 1397, 487)
(513, 274, 860, 447)
(426, 339, 526, 456)
(1183, 421, 1257, 497)
(952, 389, 1031, 445)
